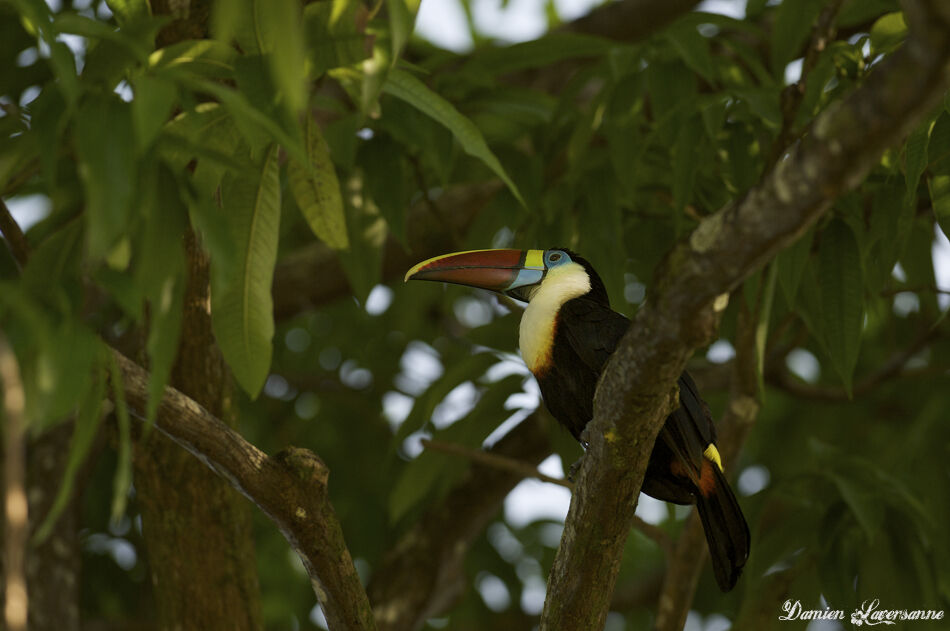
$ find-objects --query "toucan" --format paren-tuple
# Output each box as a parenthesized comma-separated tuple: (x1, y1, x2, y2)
(405, 248, 750, 591)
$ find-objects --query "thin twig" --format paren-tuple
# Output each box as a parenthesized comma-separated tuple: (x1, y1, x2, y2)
(1, 333, 29, 631)
(878, 284, 950, 296)
(420, 438, 676, 557)
(766, 0, 846, 170)
(421, 438, 572, 489)
(0, 198, 30, 269)
(769, 326, 942, 401)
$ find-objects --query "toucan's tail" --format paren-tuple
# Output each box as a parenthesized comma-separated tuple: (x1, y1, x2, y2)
(694, 463, 751, 591)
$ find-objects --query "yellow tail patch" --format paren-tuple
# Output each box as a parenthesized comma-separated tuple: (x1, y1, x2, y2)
(703, 444, 724, 472)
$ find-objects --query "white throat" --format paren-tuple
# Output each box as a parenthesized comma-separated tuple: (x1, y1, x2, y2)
(518, 263, 591, 373)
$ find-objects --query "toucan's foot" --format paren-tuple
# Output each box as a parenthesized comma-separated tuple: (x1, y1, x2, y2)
(579, 427, 591, 449)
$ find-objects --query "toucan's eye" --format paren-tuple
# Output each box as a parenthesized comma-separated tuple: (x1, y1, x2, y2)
(549, 252, 562, 262)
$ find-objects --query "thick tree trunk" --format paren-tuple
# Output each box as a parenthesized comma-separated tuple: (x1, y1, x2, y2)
(26, 425, 81, 631)
(133, 234, 262, 630)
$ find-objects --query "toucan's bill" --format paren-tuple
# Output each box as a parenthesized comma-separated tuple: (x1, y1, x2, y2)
(404, 249, 548, 302)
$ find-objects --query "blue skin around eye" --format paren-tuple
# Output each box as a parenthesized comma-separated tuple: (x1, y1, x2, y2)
(545, 250, 572, 267)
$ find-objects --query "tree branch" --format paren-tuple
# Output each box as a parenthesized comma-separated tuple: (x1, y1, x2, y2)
(565, 0, 703, 42)
(655, 292, 761, 631)
(768, 325, 942, 401)
(111, 350, 376, 631)
(540, 2, 950, 627)
(420, 437, 570, 489)
(420, 437, 674, 560)
(368, 414, 552, 631)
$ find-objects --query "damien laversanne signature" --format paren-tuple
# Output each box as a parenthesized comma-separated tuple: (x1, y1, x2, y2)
(779, 599, 946, 625)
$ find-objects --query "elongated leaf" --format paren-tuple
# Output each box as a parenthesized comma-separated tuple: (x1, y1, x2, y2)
(108, 349, 132, 523)
(140, 166, 187, 423)
(53, 12, 149, 62)
(105, 0, 149, 26)
(305, 1, 369, 77)
(257, 0, 307, 113)
(132, 74, 178, 152)
(171, 70, 307, 165)
(211, 144, 281, 397)
(288, 117, 349, 249)
(75, 94, 136, 258)
(148, 39, 237, 78)
(665, 22, 715, 82)
(869, 11, 906, 55)
(770, 0, 824, 76)
(818, 220, 864, 393)
(383, 68, 523, 204)
(469, 32, 613, 75)
(904, 118, 929, 200)
(929, 175, 950, 242)
(387, 0, 418, 60)
(360, 135, 409, 245)
(672, 115, 702, 227)
(389, 374, 524, 522)
(756, 263, 777, 393)
(33, 355, 106, 543)
(777, 228, 814, 307)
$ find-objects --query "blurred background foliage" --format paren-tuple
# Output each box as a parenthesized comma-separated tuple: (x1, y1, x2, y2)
(2, 0, 950, 629)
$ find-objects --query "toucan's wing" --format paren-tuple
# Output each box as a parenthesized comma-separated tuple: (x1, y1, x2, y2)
(662, 374, 715, 480)
(560, 299, 713, 480)
(557, 297, 630, 372)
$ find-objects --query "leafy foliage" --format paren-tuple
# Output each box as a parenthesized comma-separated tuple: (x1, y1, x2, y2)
(1, 0, 949, 629)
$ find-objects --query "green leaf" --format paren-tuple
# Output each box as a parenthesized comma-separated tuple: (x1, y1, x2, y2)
(256, 0, 307, 113)
(903, 118, 929, 200)
(305, 1, 369, 78)
(53, 12, 149, 62)
(818, 220, 864, 393)
(211, 0, 261, 55)
(383, 68, 523, 204)
(387, 0, 418, 60)
(389, 374, 524, 522)
(869, 11, 907, 56)
(672, 115, 702, 226)
(171, 70, 307, 166)
(395, 352, 500, 443)
(211, 144, 281, 397)
(928, 110, 950, 172)
(107, 350, 133, 524)
(132, 74, 178, 152)
(360, 135, 410, 245)
(288, 116, 349, 249)
(75, 94, 136, 258)
(770, 0, 824, 77)
(105, 0, 149, 26)
(756, 263, 777, 394)
(469, 32, 613, 75)
(929, 174, 950, 242)
(830, 470, 884, 542)
(148, 38, 238, 78)
(139, 166, 187, 423)
(665, 22, 715, 82)
(777, 227, 814, 307)
(33, 354, 106, 543)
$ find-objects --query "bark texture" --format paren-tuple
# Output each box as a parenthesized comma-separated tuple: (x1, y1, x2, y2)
(132, 236, 262, 630)
(540, 1, 950, 627)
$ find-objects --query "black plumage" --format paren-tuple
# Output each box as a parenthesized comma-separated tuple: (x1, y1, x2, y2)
(536, 251, 750, 591)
